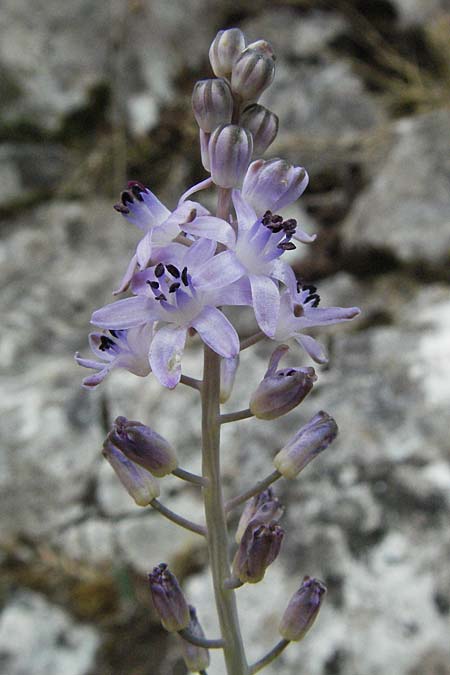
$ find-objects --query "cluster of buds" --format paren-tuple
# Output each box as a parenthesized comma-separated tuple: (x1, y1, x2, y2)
(193, 27, 278, 187)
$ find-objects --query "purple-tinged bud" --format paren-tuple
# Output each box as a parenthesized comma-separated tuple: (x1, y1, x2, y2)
(102, 440, 160, 506)
(246, 40, 276, 60)
(179, 606, 210, 672)
(199, 130, 211, 171)
(209, 124, 253, 188)
(235, 487, 283, 543)
(232, 518, 284, 584)
(149, 563, 190, 632)
(279, 576, 327, 641)
(231, 48, 275, 102)
(209, 28, 246, 78)
(250, 345, 317, 420)
(220, 354, 240, 403)
(273, 411, 338, 479)
(108, 416, 178, 477)
(242, 159, 309, 217)
(241, 104, 279, 155)
(192, 78, 233, 133)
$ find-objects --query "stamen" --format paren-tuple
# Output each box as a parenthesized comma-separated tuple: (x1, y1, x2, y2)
(294, 304, 304, 317)
(306, 293, 320, 307)
(166, 264, 180, 278)
(154, 293, 167, 301)
(169, 282, 180, 293)
(109, 330, 119, 338)
(302, 284, 317, 294)
(130, 184, 144, 202)
(155, 263, 165, 278)
(147, 281, 160, 289)
(277, 241, 296, 250)
(181, 267, 189, 286)
(113, 203, 130, 215)
(99, 336, 115, 351)
(121, 191, 133, 205)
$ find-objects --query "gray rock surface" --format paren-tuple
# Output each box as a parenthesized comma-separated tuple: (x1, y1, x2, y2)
(0, 591, 99, 675)
(342, 109, 450, 267)
(390, 0, 450, 26)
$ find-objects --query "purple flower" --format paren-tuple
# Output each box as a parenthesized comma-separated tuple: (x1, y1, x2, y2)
(113, 181, 209, 293)
(274, 284, 360, 363)
(90, 239, 251, 389)
(75, 323, 153, 388)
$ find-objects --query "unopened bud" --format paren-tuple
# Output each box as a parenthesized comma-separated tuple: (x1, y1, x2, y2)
(250, 345, 317, 420)
(108, 416, 178, 477)
(241, 104, 279, 155)
(232, 516, 284, 584)
(149, 563, 190, 632)
(235, 487, 283, 543)
(102, 440, 160, 506)
(220, 354, 240, 403)
(209, 124, 253, 188)
(279, 576, 326, 641)
(209, 28, 246, 78)
(231, 48, 275, 102)
(242, 159, 309, 217)
(246, 40, 276, 60)
(179, 606, 210, 672)
(192, 78, 233, 133)
(273, 411, 338, 479)
(199, 130, 211, 171)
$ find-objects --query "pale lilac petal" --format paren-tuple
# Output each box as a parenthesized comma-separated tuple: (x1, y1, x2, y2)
(141, 189, 171, 225)
(184, 238, 217, 268)
(271, 169, 309, 212)
(182, 216, 236, 247)
(179, 177, 213, 203)
(210, 278, 252, 306)
(271, 260, 298, 297)
(195, 251, 245, 290)
(136, 231, 153, 267)
(91, 296, 156, 329)
(249, 274, 280, 337)
(232, 190, 257, 231)
(191, 306, 239, 358)
(113, 254, 138, 295)
(292, 228, 316, 244)
(301, 306, 361, 328)
(81, 368, 110, 388)
(295, 334, 328, 364)
(149, 325, 187, 388)
(74, 353, 104, 370)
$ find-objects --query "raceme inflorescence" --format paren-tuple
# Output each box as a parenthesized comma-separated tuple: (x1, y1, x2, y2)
(77, 27, 360, 675)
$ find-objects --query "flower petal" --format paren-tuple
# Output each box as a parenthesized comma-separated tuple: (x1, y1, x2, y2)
(295, 334, 328, 364)
(149, 324, 187, 388)
(113, 254, 138, 295)
(232, 190, 257, 231)
(249, 274, 280, 337)
(182, 216, 236, 247)
(195, 251, 245, 290)
(184, 238, 217, 268)
(210, 277, 252, 306)
(136, 231, 154, 268)
(301, 306, 361, 328)
(191, 306, 239, 358)
(91, 296, 157, 329)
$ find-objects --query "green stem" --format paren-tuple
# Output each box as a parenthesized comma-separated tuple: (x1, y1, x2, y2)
(225, 470, 282, 513)
(220, 408, 254, 424)
(249, 639, 290, 674)
(201, 345, 249, 675)
(150, 499, 206, 536)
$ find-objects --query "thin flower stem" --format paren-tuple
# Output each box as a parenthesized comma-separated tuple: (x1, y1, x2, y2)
(179, 176, 213, 203)
(202, 345, 249, 675)
(225, 470, 282, 513)
(150, 499, 206, 536)
(180, 374, 202, 392)
(249, 639, 290, 674)
(178, 628, 225, 649)
(219, 408, 254, 424)
(172, 467, 208, 487)
(240, 331, 266, 351)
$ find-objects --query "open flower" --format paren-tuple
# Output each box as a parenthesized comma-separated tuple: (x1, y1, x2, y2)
(113, 181, 209, 293)
(90, 238, 251, 388)
(75, 323, 154, 388)
(274, 284, 360, 363)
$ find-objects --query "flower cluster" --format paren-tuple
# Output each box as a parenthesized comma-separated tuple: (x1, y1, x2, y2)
(77, 25, 361, 675)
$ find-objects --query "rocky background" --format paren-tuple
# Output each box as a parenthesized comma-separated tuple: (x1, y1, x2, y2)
(1, 1, 450, 674)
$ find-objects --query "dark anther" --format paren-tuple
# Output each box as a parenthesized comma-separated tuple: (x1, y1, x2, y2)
(261, 210, 272, 225)
(154, 293, 167, 301)
(99, 336, 115, 351)
(109, 330, 119, 338)
(155, 263, 165, 278)
(294, 304, 304, 317)
(166, 264, 180, 278)
(286, 369, 296, 376)
(121, 191, 133, 205)
(169, 282, 180, 293)
(306, 293, 320, 307)
(147, 280, 159, 289)
(186, 208, 197, 223)
(277, 241, 296, 250)
(130, 184, 144, 201)
(283, 219, 297, 232)
(113, 203, 130, 215)
(271, 214, 283, 224)
(127, 180, 146, 191)
(302, 284, 317, 294)
(181, 267, 189, 286)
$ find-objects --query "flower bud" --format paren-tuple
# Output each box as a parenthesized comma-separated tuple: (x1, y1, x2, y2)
(179, 606, 210, 672)
(235, 487, 283, 543)
(102, 440, 160, 506)
(108, 416, 178, 477)
(209, 124, 253, 188)
(149, 563, 190, 632)
(192, 78, 233, 133)
(199, 130, 211, 171)
(209, 28, 246, 78)
(241, 104, 279, 155)
(250, 345, 317, 420)
(232, 518, 284, 584)
(273, 411, 338, 479)
(220, 354, 240, 403)
(231, 48, 275, 102)
(279, 576, 326, 641)
(246, 40, 276, 60)
(242, 159, 309, 217)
